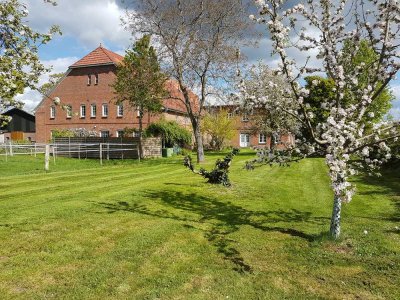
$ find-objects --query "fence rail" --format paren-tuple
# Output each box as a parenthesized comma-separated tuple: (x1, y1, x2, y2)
(0, 141, 139, 163)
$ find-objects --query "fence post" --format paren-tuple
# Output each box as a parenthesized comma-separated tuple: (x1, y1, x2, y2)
(45, 144, 50, 171)
(107, 143, 109, 160)
(9, 142, 13, 156)
(52, 146, 56, 164)
(99, 143, 103, 165)
(78, 144, 81, 160)
(5, 145, 8, 162)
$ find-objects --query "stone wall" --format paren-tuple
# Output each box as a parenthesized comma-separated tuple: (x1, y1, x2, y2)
(142, 137, 162, 158)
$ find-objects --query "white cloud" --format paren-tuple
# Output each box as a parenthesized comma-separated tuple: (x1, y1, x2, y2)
(16, 56, 78, 113)
(26, 0, 131, 49)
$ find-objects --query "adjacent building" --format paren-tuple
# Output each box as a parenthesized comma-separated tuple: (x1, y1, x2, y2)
(34, 45, 195, 142)
(207, 105, 295, 149)
(0, 108, 36, 143)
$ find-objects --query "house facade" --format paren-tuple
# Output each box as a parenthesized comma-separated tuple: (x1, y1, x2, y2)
(0, 108, 36, 143)
(35, 46, 194, 142)
(207, 105, 295, 149)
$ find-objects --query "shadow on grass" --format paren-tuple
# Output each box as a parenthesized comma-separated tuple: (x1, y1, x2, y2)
(355, 166, 400, 223)
(95, 190, 328, 274)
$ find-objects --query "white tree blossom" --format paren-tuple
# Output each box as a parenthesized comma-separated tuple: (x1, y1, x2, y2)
(243, 0, 400, 238)
(0, 0, 59, 126)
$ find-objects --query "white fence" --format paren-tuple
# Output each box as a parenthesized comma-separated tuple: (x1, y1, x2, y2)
(0, 142, 140, 170)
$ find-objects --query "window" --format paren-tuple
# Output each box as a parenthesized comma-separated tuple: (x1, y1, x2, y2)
(259, 133, 267, 144)
(116, 130, 124, 138)
(50, 106, 55, 119)
(94, 74, 99, 85)
(102, 104, 108, 117)
(66, 105, 72, 118)
(100, 130, 110, 138)
(133, 131, 140, 138)
(242, 113, 249, 122)
(136, 106, 141, 117)
(227, 112, 233, 119)
(87, 75, 91, 85)
(91, 104, 97, 117)
(117, 104, 124, 117)
(80, 105, 86, 118)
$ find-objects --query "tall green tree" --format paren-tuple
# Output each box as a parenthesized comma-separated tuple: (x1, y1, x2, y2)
(112, 35, 167, 158)
(0, 0, 60, 126)
(303, 40, 393, 135)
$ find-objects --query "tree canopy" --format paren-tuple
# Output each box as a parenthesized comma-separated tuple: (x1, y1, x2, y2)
(0, 0, 60, 125)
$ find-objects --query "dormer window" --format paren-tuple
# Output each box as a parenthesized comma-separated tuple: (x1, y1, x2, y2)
(242, 113, 249, 122)
(95, 74, 99, 85)
(87, 75, 91, 85)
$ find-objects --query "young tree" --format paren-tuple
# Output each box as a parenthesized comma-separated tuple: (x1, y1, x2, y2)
(112, 35, 167, 158)
(239, 63, 299, 151)
(124, 0, 252, 162)
(202, 109, 236, 151)
(0, 0, 59, 126)
(244, 0, 400, 238)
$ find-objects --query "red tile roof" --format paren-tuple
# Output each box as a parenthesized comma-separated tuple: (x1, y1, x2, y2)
(70, 45, 124, 68)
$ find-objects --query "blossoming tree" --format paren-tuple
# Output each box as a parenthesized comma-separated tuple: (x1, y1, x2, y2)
(243, 0, 400, 238)
(0, 0, 59, 126)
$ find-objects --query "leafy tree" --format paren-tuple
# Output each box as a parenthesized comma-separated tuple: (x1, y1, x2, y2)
(0, 0, 60, 126)
(112, 35, 167, 158)
(202, 109, 236, 151)
(125, 0, 252, 162)
(38, 72, 65, 95)
(145, 120, 192, 148)
(246, 0, 400, 239)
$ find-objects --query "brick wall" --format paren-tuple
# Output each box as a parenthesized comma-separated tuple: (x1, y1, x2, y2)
(35, 64, 195, 143)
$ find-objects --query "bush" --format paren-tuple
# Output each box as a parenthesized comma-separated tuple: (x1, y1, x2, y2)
(145, 120, 192, 147)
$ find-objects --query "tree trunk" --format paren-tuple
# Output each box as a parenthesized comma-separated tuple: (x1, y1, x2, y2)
(138, 112, 144, 159)
(330, 195, 342, 239)
(194, 123, 205, 163)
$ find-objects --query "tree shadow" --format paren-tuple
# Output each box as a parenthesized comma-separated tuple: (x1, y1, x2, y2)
(94, 190, 328, 274)
(355, 167, 400, 222)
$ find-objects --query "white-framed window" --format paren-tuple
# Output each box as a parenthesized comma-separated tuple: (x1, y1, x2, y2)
(136, 106, 141, 117)
(66, 105, 72, 118)
(117, 104, 124, 117)
(94, 74, 99, 85)
(259, 133, 267, 144)
(91, 104, 97, 117)
(116, 130, 124, 138)
(50, 106, 55, 119)
(102, 104, 108, 117)
(227, 112, 233, 119)
(87, 74, 91, 85)
(80, 105, 86, 118)
(100, 130, 110, 138)
(133, 131, 140, 138)
(242, 113, 249, 122)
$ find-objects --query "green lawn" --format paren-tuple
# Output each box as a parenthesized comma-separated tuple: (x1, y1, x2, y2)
(0, 152, 399, 299)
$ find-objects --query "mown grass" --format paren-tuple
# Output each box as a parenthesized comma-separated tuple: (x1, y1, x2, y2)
(0, 151, 399, 299)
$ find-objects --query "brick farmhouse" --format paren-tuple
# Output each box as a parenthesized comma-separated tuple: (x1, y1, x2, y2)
(35, 46, 195, 142)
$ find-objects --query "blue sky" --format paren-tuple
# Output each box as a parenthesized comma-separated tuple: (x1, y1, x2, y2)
(18, 0, 400, 120)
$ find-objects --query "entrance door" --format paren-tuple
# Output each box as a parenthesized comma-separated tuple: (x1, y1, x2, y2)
(240, 133, 250, 147)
